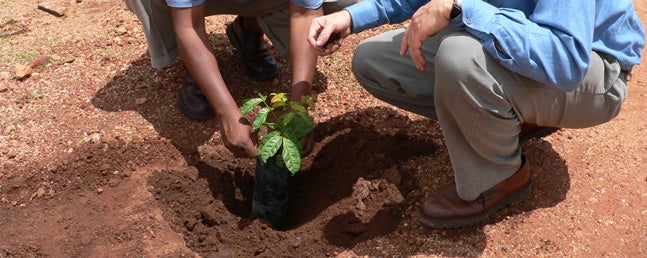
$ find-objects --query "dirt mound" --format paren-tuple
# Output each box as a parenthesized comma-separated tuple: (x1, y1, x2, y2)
(147, 108, 438, 257)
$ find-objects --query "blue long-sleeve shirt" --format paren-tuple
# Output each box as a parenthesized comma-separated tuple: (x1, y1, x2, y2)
(346, 0, 645, 91)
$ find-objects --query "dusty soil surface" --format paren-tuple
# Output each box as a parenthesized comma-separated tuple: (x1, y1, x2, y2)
(1, 1, 646, 257)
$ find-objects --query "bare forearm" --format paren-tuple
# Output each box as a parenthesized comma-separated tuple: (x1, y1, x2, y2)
(289, 4, 323, 101)
(171, 7, 240, 119)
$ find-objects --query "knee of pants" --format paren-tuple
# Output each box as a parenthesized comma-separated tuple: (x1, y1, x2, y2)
(433, 33, 489, 102)
(351, 42, 376, 88)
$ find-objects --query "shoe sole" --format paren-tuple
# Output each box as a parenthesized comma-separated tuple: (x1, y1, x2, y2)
(225, 21, 279, 82)
(177, 93, 215, 120)
(417, 180, 532, 229)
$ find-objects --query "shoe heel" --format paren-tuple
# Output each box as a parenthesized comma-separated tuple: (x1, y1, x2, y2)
(507, 180, 532, 207)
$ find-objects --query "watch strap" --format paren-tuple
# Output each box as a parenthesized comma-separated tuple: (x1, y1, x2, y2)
(450, 0, 462, 20)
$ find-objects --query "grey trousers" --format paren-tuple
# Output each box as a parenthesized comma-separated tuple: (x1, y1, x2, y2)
(124, 0, 355, 68)
(352, 27, 627, 201)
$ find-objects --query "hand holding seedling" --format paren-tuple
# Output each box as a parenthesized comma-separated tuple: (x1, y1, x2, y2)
(219, 113, 258, 158)
(242, 92, 315, 174)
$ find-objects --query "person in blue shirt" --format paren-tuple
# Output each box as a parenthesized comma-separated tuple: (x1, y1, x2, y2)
(125, 0, 355, 157)
(308, 0, 645, 228)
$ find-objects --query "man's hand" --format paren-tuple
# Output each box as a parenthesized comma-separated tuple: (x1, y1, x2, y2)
(308, 10, 353, 55)
(219, 113, 257, 158)
(400, 0, 453, 71)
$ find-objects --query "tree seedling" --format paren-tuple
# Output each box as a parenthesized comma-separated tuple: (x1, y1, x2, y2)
(241, 92, 315, 175)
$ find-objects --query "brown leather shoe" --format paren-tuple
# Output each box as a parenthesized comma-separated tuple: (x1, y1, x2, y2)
(418, 157, 532, 229)
(520, 123, 559, 143)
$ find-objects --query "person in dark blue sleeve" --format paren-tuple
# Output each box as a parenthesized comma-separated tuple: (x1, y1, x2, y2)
(308, 0, 645, 228)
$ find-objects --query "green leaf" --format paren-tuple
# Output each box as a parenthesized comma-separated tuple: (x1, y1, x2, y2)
(303, 95, 315, 110)
(278, 112, 296, 128)
(270, 93, 288, 109)
(290, 102, 308, 113)
(253, 107, 270, 130)
(281, 137, 301, 175)
(257, 92, 268, 100)
(241, 97, 263, 115)
(286, 113, 314, 139)
(258, 131, 282, 162)
(296, 111, 314, 126)
(276, 154, 285, 168)
(270, 93, 287, 103)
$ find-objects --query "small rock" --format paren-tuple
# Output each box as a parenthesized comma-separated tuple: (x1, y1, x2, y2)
(55, 55, 75, 64)
(97, 187, 104, 194)
(291, 237, 302, 248)
(6, 150, 17, 159)
(108, 178, 120, 187)
(182, 166, 200, 182)
(38, 2, 67, 17)
(200, 207, 220, 227)
(356, 200, 366, 211)
(30, 56, 51, 69)
(120, 170, 132, 178)
(13, 64, 32, 79)
(30, 187, 46, 200)
(184, 218, 197, 231)
(99, 163, 111, 175)
(135, 98, 147, 105)
(115, 27, 127, 35)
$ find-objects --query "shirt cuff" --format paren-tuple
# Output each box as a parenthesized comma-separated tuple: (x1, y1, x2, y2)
(345, 1, 381, 33)
(457, 0, 497, 33)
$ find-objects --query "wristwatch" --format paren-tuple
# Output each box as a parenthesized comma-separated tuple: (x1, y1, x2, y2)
(450, 0, 462, 20)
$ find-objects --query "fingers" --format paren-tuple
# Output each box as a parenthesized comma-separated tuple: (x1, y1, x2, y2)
(402, 25, 427, 71)
(309, 11, 352, 55)
(221, 117, 258, 159)
(242, 141, 257, 158)
(316, 25, 336, 48)
(410, 41, 427, 71)
(400, 29, 410, 56)
(308, 19, 325, 51)
(320, 36, 343, 56)
(226, 140, 256, 158)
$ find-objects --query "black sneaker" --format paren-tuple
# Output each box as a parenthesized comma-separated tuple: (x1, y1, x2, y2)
(177, 71, 215, 120)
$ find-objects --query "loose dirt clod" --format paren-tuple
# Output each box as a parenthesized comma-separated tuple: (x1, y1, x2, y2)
(12, 64, 32, 79)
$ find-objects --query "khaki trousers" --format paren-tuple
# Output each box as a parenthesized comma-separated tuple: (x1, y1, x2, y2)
(352, 27, 627, 200)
